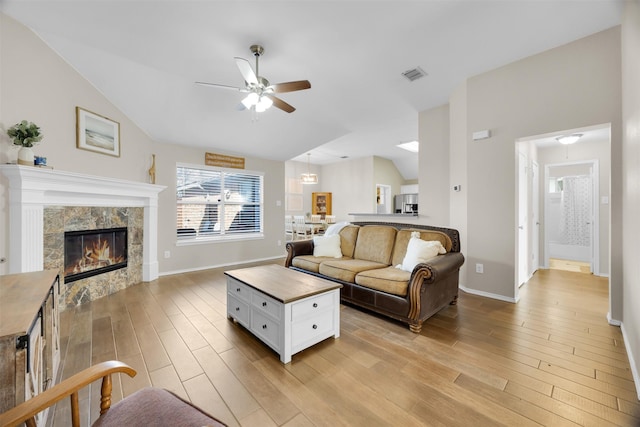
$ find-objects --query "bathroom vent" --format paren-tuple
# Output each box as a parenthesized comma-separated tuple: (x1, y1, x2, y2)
(402, 67, 427, 82)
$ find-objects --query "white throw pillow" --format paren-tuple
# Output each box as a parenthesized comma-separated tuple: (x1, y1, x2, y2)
(324, 221, 350, 236)
(400, 237, 447, 272)
(313, 234, 342, 258)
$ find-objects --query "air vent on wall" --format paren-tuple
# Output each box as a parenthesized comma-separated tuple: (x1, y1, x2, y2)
(402, 66, 427, 82)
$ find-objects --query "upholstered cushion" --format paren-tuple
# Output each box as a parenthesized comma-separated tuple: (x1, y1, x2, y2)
(92, 387, 226, 427)
(391, 229, 451, 266)
(313, 234, 342, 258)
(399, 237, 446, 272)
(352, 225, 397, 265)
(338, 225, 360, 258)
(319, 259, 388, 283)
(292, 255, 352, 273)
(355, 266, 413, 296)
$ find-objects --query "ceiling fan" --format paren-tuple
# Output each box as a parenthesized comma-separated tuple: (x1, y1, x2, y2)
(196, 44, 311, 113)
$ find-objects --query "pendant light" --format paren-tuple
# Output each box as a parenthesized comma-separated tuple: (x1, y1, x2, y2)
(300, 153, 318, 184)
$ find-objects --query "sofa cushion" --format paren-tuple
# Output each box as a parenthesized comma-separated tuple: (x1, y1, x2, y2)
(353, 225, 397, 265)
(292, 255, 352, 273)
(313, 234, 342, 258)
(339, 225, 360, 258)
(391, 229, 452, 266)
(400, 237, 446, 272)
(92, 387, 226, 427)
(319, 259, 388, 283)
(355, 266, 413, 297)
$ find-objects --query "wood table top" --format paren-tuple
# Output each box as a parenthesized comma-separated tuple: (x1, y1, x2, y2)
(224, 264, 342, 304)
(0, 270, 59, 337)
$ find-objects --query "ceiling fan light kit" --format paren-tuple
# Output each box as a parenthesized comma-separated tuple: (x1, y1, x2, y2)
(196, 44, 310, 114)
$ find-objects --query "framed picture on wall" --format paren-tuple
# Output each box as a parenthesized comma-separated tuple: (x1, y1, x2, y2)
(76, 107, 121, 157)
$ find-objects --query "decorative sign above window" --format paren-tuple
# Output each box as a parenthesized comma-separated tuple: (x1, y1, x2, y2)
(205, 152, 245, 169)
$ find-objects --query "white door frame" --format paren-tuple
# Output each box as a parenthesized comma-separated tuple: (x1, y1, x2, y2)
(543, 160, 599, 275)
(530, 161, 540, 277)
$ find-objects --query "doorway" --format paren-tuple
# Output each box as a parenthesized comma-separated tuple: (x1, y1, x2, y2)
(517, 149, 540, 287)
(544, 160, 599, 275)
(376, 184, 391, 214)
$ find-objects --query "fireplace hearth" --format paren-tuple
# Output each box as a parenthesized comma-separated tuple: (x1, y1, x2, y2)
(64, 227, 128, 283)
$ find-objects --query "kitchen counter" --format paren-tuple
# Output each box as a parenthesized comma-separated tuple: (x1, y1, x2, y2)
(348, 213, 419, 217)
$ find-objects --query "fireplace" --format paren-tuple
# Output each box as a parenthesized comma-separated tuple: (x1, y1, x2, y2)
(64, 227, 128, 283)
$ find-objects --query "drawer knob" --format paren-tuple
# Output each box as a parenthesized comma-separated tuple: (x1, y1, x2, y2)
(262, 302, 267, 307)
(236, 288, 241, 292)
(313, 303, 318, 308)
(235, 307, 240, 311)
(262, 324, 267, 329)
(312, 324, 318, 329)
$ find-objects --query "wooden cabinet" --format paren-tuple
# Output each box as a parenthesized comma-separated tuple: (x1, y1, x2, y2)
(312, 192, 332, 218)
(0, 270, 60, 426)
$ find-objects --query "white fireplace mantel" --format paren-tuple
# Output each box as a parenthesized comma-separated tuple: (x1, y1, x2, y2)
(1, 165, 166, 281)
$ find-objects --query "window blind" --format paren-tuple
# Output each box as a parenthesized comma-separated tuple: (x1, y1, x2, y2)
(176, 164, 263, 239)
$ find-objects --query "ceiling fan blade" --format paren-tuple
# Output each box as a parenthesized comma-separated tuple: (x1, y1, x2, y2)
(195, 81, 247, 92)
(266, 94, 295, 113)
(235, 57, 258, 86)
(270, 80, 311, 93)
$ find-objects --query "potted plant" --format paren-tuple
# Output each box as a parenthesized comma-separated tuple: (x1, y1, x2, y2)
(7, 120, 43, 165)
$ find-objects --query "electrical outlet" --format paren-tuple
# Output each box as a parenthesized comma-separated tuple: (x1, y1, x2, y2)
(277, 240, 282, 246)
(475, 263, 484, 274)
(164, 250, 171, 259)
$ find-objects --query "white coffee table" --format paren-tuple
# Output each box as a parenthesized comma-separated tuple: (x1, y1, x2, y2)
(225, 264, 342, 363)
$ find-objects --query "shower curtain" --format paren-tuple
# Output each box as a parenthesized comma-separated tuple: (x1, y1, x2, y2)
(560, 176, 591, 247)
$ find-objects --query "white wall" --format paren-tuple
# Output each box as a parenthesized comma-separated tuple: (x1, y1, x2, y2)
(621, 0, 640, 398)
(419, 104, 450, 226)
(284, 159, 321, 217)
(373, 155, 406, 210)
(0, 13, 285, 277)
(449, 83, 468, 287)
(322, 157, 374, 220)
(456, 27, 622, 301)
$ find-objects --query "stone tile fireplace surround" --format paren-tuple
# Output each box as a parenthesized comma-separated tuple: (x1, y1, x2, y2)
(1, 165, 165, 309)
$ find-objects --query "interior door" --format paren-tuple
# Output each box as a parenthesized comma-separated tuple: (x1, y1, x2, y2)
(530, 161, 539, 276)
(518, 151, 528, 287)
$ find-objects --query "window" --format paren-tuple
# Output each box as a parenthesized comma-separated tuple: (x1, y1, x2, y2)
(176, 163, 263, 241)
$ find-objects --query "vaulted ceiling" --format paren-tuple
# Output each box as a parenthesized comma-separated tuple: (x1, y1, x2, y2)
(1, 1, 623, 179)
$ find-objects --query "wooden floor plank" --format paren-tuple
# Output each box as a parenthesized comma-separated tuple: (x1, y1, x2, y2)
(49, 261, 639, 427)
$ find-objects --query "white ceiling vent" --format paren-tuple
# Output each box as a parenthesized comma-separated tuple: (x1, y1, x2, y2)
(402, 67, 427, 82)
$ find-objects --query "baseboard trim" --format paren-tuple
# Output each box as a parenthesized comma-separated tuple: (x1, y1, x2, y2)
(158, 254, 285, 277)
(459, 285, 519, 303)
(607, 312, 622, 326)
(619, 321, 640, 400)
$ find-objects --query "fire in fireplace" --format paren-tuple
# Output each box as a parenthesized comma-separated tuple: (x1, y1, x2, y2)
(64, 227, 127, 283)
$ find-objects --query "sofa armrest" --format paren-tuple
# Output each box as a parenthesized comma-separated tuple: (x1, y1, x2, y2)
(285, 240, 315, 267)
(414, 252, 465, 284)
(406, 252, 465, 323)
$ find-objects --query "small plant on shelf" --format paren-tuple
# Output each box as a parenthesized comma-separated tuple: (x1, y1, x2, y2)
(7, 120, 43, 147)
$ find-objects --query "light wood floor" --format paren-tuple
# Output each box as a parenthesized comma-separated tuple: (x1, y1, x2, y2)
(50, 260, 640, 426)
(550, 258, 592, 274)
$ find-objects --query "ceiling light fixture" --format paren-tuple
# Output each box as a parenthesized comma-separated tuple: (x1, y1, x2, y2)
(241, 93, 273, 112)
(556, 133, 583, 145)
(300, 153, 318, 184)
(397, 140, 419, 153)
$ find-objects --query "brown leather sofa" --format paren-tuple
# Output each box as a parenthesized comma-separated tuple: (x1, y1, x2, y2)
(285, 222, 465, 333)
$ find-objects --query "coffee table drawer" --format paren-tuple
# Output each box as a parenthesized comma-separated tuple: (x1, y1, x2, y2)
(251, 311, 280, 352)
(228, 278, 251, 303)
(251, 292, 281, 320)
(291, 292, 334, 321)
(227, 294, 250, 327)
(291, 310, 335, 350)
